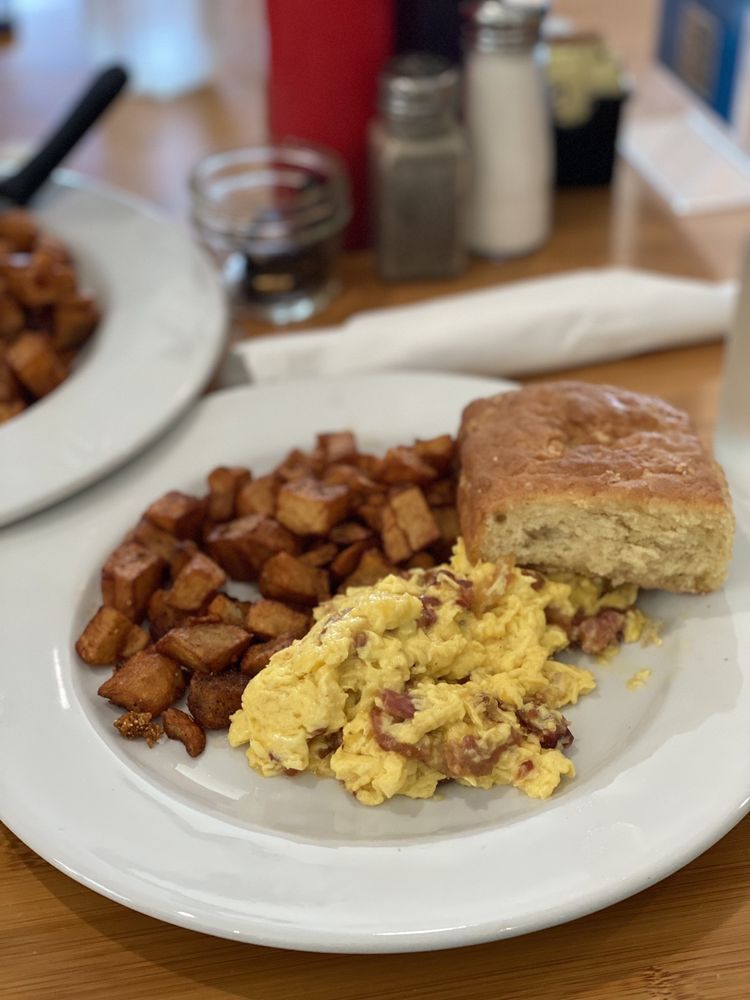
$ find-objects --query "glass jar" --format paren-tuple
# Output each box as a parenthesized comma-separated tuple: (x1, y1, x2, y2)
(190, 142, 351, 324)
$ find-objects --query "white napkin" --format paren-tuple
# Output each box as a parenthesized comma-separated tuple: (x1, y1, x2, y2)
(222, 268, 736, 386)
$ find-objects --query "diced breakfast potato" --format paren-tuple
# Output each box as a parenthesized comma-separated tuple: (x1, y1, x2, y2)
(5, 331, 67, 398)
(0, 209, 39, 251)
(168, 540, 200, 577)
(163, 707, 206, 757)
(276, 477, 351, 536)
(206, 514, 299, 582)
(414, 434, 455, 473)
(52, 295, 99, 351)
(235, 475, 278, 517)
(331, 540, 371, 579)
(0, 296, 24, 339)
(245, 599, 310, 640)
(206, 593, 250, 627)
(379, 446, 437, 485)
(101, 541, 165, 622)
(187, 671, 248, 729)
(144, 491, 207, 540)
(389, 486, 441, 551)
(316, 431, 357, 464)
(75, 605, 137, 665)
(342, 548, 395, 590)
(155, 618, 251, 673)
(148, 589, 194, 640)
(259, 551, 330, 606)
(98, 650, 185, 716)
(299, 542, 338, 567)
(425, 478, 456, 506)
(329, 521, 373, 545)
(380, 503, 412, 563)
(165, 551, 227, 612)
(241, 633, 298, 675)
(0, 399, 25, 423)
(432, 506, 459, 546)
(206, 466, 252, 522)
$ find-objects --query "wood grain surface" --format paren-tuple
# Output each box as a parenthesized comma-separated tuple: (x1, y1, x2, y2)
(1, 2, 748, 998)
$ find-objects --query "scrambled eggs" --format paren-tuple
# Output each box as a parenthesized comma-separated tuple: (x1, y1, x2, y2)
(229, 542, 645, 806)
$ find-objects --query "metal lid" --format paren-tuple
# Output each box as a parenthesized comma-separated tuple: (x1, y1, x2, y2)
(462, 0, 547, 51)
(378, 52, 460, 119)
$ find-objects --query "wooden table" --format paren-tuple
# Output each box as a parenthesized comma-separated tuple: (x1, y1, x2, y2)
(2, 3, 749, 998)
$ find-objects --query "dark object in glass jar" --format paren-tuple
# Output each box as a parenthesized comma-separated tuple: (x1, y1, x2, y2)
(240, 233, 341, 306)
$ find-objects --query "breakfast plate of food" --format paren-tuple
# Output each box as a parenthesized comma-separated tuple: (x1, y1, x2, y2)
(1, 372, 748, 953)
(0, 170, 226, 527)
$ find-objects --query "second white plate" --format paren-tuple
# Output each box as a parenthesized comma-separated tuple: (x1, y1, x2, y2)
(0, 171, 226, 527)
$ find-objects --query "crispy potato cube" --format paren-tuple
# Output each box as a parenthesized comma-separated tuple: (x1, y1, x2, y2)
(414, 434, 455, 473)
(2, 253, 59, 307)
(424, 478, 456, 506)
(144, 491, 207, 540)
(259, 552, 330, 606)
(165, 551, 226, 612)
(206, 593, 251, 627)
(240, 633, 297, 676)
(432, 505, 459, 545)
(357, 495, 387, 533)
(75, 605, 135, 665)
(131, 517, 183, 564)
(0, 295, 24, 339)
(380, 446, 437, 485)
(163, 707, 206, 757)
(341, 548, 395, 590)
(276, 477, 351, 536)
(329, 521, 373, 545)
(274, 447, 324, 482)
(235, 475, 278, 517)
(168, 540, 200, 577)
(0, 399, 24, 423)
(155, 618, 251, 673)
(407, 551, 436, 570)
(98, 650, 185, 716)
(207, 466, 252, 522)
(187, 671, 247, 729)
(352, 453, 384, 480)
(246, 599, 310, 640)
(0, 209, 39, 251)
(323, 463, 380, 499)
(380, 504, 412, 563)
(148, 589, 194, 640)
(331, 540, 371, 579)
(113, 711, 163, 747)
(5, 331, 67, 398)
(206, 514, 299, 582)
(120, 624, 150, 658)
(0, 348, 22, 402)
(316, 431, 357, 465)
(35, 232, 71, 264)
(389, 486, 440, 551)
(53, 294, 99, 351)
(101, 541, 165, 622)
(299, 542, 338, 567)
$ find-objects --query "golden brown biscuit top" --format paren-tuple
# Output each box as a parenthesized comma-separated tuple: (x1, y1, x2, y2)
(458, 380, 730, 515)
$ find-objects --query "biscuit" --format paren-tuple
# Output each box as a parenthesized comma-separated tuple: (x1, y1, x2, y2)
(457, 381, 734, 592)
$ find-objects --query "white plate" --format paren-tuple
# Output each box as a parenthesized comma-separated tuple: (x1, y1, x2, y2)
(0, 171, 226, 527)
(2, 373, 749, 954)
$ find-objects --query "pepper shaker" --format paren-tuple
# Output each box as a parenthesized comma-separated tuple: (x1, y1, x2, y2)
(369, 53, 468, 282)
(463, 0, 552, 258)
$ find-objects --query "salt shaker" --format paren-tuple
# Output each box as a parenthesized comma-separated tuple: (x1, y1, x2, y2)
(463, 0, 552, 258)
(369, 53, 468, 282)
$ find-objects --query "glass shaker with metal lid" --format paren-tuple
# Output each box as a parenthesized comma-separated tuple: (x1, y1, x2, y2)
(463, 0, 553, 258)
(369, 52, 468, 282)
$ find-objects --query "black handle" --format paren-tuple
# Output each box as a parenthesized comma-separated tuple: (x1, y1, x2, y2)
(0, 65, 128, 206)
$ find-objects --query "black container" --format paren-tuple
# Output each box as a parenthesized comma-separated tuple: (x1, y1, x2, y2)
(394, 0, 463, 64)
(554, 91, 628, 187)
